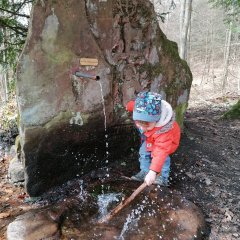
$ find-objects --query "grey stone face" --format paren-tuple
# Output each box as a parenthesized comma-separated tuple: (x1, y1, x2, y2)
(17, 0, 192, 196)
(7, 209, 60, 240)
(8, 157, 24, 184)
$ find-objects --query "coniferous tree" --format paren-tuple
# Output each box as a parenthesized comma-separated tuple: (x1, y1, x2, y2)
(0, 0, 31, 100)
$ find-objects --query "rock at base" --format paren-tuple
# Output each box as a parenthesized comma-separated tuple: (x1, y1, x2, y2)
(7, 209, 60, 240)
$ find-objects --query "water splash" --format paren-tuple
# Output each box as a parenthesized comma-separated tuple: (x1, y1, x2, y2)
(97, 193, 122, 219)
(118, 203, 146, 239)
(78, 180, 87, 201)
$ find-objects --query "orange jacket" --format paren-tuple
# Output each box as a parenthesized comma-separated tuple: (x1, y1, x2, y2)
(126, 100, 181, 173)
(144, 122, 180, 173)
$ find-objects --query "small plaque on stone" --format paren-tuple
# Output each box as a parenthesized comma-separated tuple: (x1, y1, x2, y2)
(80, 58, 98, 66)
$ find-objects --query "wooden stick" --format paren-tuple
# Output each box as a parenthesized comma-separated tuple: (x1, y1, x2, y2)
(98, 182, 147, 224)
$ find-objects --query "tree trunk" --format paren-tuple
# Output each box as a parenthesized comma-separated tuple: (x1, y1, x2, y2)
(222, 21, 232, 93)
(186, 9, 192, 63)
(179, 0, 193, 60)
(201, 25, 209, 86)
(0, 26, 9, 103)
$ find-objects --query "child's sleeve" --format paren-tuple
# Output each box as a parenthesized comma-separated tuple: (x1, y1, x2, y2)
(126, 100, 135, 112)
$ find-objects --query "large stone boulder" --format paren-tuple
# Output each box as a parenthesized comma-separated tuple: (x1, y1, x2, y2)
(16, 0, 192, 196)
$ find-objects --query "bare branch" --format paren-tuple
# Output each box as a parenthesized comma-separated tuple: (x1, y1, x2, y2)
(0, 7, 30, 18)
(0, 19, 27, 37)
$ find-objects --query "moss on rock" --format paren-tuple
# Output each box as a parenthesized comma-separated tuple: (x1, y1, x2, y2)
(175, 103, 188, 128)
(222, 100, 240, 119)
(47, 47, 74, 65)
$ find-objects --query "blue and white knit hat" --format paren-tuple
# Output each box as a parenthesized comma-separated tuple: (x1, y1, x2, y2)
(133, 92, 162, 122)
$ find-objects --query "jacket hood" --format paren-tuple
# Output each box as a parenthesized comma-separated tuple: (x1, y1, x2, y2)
(155, 100, 173, 127)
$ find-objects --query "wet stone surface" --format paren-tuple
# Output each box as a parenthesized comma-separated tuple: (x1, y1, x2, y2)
(5, 178, 205, 240)
(60, 181, 206, 240)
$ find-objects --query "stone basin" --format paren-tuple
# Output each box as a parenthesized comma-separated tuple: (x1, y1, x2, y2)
(62, 180, 206, 239)
(7, 177, 206, 240)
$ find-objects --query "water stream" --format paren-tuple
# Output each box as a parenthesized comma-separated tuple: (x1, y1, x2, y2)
(96, 81, 138, 238)
(98, 81, 110, 188)
(98, 81, 107, 132)
(75, 81, 149, 238)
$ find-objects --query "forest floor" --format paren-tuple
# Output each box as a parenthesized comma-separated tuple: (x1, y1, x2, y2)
(174, 98, 240, 239)
(0, 92, 239, 239)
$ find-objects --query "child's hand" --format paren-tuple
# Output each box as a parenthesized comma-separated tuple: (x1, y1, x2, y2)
(144, 170, 157, 186)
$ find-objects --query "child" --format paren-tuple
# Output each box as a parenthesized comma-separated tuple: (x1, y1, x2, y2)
(126, 91, 181, 186)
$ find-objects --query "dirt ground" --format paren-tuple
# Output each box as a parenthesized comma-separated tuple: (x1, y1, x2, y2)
(174, 101, 240, 239)
(0, 93, 239, 239)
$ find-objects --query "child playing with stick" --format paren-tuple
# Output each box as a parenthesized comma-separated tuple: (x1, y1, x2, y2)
(126, 91, 181, 186)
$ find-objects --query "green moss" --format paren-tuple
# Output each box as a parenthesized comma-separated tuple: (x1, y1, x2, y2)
(222, 100, 240, 119)
(139, 6, 152, 20)
(47, 47, 73, 65)
(15, 135, 21, 156)
(164, 80, 181, 98)
(139, 63, 163, 78)
(114, 103, 124, 113)
(152, 64, 164, 76)
(44, 111, 72, 130)
(162, 40, 180, 60)
(175, 102, 188, 128)
(16, 110, 20, 129)
(159, 37, 191, 73)
(78, 112, 91, 123)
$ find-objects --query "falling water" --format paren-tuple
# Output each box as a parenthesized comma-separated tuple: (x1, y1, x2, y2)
(98, 81, 110, 187)
(98, 81, 107, 131)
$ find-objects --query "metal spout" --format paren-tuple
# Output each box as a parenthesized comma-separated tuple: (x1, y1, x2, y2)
(75, 71, 100, 81)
